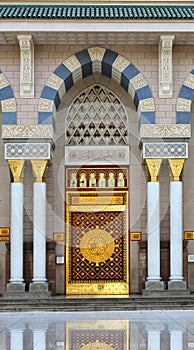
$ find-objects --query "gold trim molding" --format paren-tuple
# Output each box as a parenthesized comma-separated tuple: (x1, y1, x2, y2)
(31, 159, 48, 182)
(168, 158, 185, 181)
(145, 159, 162, 182)
(8, 159, 25, 183)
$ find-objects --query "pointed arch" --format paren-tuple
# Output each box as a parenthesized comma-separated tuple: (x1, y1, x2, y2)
(0, 70, 16, 124)
(176, 69, 194, 124)
(38, 46, 155, 126)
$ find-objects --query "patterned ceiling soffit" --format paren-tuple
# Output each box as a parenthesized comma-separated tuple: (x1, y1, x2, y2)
(38, 46, 155, 126)
(0, 5, 194, 20)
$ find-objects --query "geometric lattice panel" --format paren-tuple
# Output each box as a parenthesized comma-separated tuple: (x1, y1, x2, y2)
(66, 191, 129, 295)
(66, 321, 129, 350)
(66, 84, 128, 146)
(69, 211, 126, 283)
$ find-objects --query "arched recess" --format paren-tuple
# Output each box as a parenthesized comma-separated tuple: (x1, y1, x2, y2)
(38, 46, 155, 126)
(0, 70, 17, 124)
(176, 69, 194, 124)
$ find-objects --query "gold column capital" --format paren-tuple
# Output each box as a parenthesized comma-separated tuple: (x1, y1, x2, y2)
(168, 158, 185, 181)
(31, 159, 48, 182)
(8, 159, 25, 183)
(145, 159, 163, 182)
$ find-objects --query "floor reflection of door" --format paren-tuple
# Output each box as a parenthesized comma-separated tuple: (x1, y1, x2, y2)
(66, 321, 129, 350)
(65, 167, 129, 295)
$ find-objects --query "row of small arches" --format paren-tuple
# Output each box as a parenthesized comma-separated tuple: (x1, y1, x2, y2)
(69, 171, 127, 188)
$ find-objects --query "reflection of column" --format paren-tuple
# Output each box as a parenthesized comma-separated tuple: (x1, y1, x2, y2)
(168, 159, 187, 290)
(31, 325, 48, 350)
(145, 159, 164, 291)
(30, 160, 49, 292)
(9, 327, 24, 350)
(170, 330, 183, 350)
(146, 325, 163, 350)
(6, 160, 25, 292)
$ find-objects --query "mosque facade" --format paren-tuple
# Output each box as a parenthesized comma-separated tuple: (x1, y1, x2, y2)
(0, 0, 194, 297)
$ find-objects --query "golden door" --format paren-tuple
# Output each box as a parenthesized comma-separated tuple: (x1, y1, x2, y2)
(66, 321, 129, 350)
(65, 167, 129, 295)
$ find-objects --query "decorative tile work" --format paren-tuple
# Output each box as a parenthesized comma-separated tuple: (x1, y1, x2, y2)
(139, 98, 155, 112)
(17, 35, 34, 98)
(46, 73, 64, 91)
(64, 55, 81, 72)
(5, 143, 51, 159)
(38, 98, 55, 113)
(1, 98, 16, 112)
(176, 98, 191, 112)
(184, 72, 194, 90)
(140, 124, 191, 138)
(0, 70, 17, 125)
(130, 73, 147, 91)
(2, 125, 53, 139)
(65, 146, 129, 165)
(0, 73, 9, 89)
(88, 47, 106, 62)
(143, 142, 188, 159)
(38, 46, 155, 126)
(159, 35, 175, 98)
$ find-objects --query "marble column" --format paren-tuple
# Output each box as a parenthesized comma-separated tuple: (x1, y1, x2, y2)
(145, 321, 163, 350)
(29, 160, 49, 293)
(170, 329, 183, 350)
(30, 324, 48, 350)
(145, 159, 164, 291)
(6, 160, 25, 293)
(168, 159, 187, 290)
(9, 326, 25, 350)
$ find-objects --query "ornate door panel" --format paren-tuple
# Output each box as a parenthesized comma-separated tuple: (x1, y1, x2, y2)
(65, 168, 129, 295)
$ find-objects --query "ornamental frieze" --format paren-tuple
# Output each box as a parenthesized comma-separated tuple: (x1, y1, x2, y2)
(140, 124, 191, 138)
(143, 142, 188, 159)
(2, 125, 53, 139)
(5, 143, 51, 159)
(65, 146, 130, 165)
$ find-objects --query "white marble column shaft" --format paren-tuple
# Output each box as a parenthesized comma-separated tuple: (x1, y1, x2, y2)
(169, 181, 183, 281)
(147, 330, 161, 350)
(32, 182, 47, 283)
(170, 330, 183, 350)
(147, 182, 161, 282)
(33, 329, 47, 350)
(10, 183, 24, 284)
(10, 328, 24, 350)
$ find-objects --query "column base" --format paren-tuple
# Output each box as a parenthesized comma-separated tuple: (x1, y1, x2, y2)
(145, 280, 165, 291)
(168, 280, 189, 293)
(6, 282, 26, 293)
(29, 282, 51, 296)
(142, 281, 165, 295)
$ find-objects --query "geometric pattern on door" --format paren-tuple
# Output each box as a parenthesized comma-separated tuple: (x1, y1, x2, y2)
(66, 191, 129, 295)
(66, 321, 129, 350)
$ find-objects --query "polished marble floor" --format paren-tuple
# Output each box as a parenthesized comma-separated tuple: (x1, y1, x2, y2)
(0, 310, 194, 349)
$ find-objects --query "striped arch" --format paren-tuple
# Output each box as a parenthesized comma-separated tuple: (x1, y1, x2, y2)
(176, 69, 194, 124)
(0, 70, 16, 124)
(38, 46, 155, 126)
